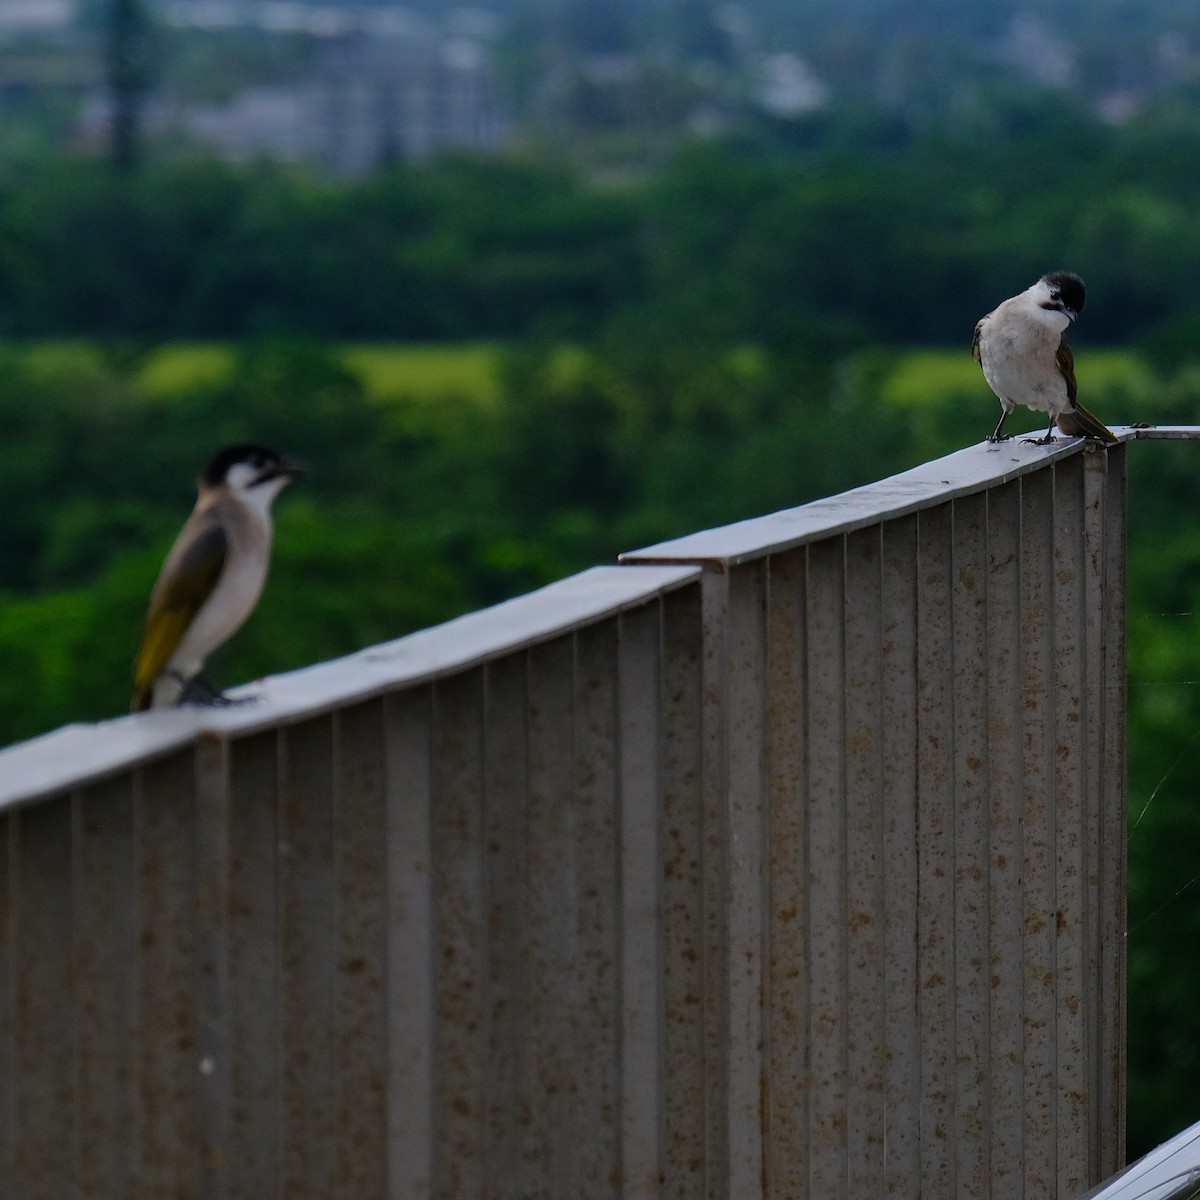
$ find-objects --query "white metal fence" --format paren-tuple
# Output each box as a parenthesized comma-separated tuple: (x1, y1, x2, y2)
(0, 431, 1165, 1199)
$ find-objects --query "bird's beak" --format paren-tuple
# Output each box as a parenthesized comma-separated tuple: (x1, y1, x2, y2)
(271, 451, 304, 480)
(254, 455, 306, 488)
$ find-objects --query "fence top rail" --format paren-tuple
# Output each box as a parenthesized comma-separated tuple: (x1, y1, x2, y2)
(1082, 1114, 1200, 1199)
(620, 425, 1200, 569)
(6, 424, 1197, 809)
(0, 562, 699, 811)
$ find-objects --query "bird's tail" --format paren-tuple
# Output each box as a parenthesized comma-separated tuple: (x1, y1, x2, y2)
(1057, 401, 1118, 443)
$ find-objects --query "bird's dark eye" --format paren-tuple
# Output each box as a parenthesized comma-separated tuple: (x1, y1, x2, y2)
(1050, 290, 1061, 301)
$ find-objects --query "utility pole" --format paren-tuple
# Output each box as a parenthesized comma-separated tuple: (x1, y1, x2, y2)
(107, 0, 155, 172)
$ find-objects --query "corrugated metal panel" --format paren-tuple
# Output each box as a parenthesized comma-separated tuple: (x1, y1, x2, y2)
(621, 437, 1136, 1198)
(0, 431, 1175, 1198)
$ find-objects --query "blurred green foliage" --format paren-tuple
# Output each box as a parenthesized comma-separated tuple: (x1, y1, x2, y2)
(0, 93, 1199, 345)
(5, 331, 1200, 1161)
(6, 105, 1200, 1161)
(0, 334, 920, 742)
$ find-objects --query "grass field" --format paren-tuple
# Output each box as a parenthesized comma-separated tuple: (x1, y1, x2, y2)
(8, 338, 1160, 431)
(133, 341, 503, 405)
(879, 346, 1158, 408)
(341, 343, 501, 405)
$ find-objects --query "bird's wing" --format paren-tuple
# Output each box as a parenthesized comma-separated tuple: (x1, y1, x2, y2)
(1053, 338, 1117, 441)
(1056, 337, 1079, 407)
(971, 317, 985, 363)
(133, 517, 228, 694)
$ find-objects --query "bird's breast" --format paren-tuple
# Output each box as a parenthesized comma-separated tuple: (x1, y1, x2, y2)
(978, 321, 1068, 415)
(167, 523, 273, 676)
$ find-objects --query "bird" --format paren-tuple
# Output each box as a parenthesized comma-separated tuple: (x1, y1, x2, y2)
(972, 270, 1117, 445)
(131, 443, 300, 712)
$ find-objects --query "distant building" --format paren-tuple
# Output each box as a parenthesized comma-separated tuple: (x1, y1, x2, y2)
(174, 29, 507, 173)
(0, 0, 74, 35)
(76, 12, 508, 173)
(181, 84, 313, 162)
(992, 15, 1076, 89)
(311, 31, 507, 173)
(753, 52, 828, 118)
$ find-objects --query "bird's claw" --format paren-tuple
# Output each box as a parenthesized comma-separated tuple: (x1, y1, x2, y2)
(204, 693, 257, 708)
(177, 674, 257, 707)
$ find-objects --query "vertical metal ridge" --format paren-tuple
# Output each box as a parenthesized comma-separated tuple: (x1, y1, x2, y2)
(1019, 467, 1057, 1195)
(950, 491, 992, 1195)
(915, 502, 956, 1199)
(659, 582, 706, 1195)
(278, 717, 336, 1197)
(383, 688, 435, 1200)
(983, 480, 1025, 1200)
(699, 570, 731, 1196)
(844, 525, 886, 1197)
(880, 514, 920, 1200)
(72, 775, 137, 1200)
(480, 655, 528, 1194)
(0, 810, 12, 1200)
(571, 619, 622, 1193)
(805, 537, 848, 1198)
(617, 600, 667, 1197)
(1097, 446, 1128, 1175)
(134, 750, 201, 1196)
(764, 546, 810, 1200)
(430, 669, 488, 1198)
(11, 796, 74, 1197)
(330, 700, 389, 1198)
(226, 730, 282, 1200)
(194, 735, 231, 1200)
(726, 562, 768, 1199)
(524, 636, 577, 1190)
(1051, 455, 1090, 1197)
(1081, 448, 1109, 1185)
(272, 723, 287, 1192)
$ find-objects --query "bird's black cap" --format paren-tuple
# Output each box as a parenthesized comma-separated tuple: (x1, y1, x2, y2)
(1041, 271, 1086, 315)
(201, 443, 290, 487)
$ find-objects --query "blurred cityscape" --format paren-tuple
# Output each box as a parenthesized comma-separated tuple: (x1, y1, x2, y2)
(0, 0, 1198, 173)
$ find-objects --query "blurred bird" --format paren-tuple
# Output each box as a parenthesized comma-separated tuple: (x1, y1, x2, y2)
(973, 270, 1116, 444)
(132, 443, 299, 712)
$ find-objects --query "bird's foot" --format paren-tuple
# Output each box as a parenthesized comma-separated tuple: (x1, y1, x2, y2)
(178, 674, 256, 707)
(1020, 434, 1057, 445)
(986, 434, 1012, 444)
(204, 693, 257, 708)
